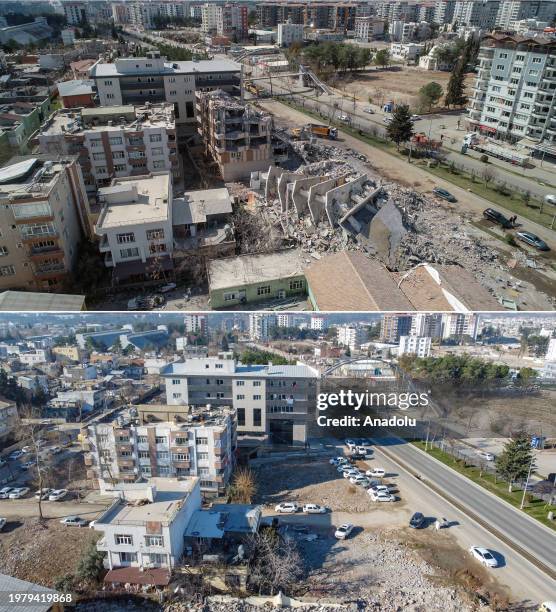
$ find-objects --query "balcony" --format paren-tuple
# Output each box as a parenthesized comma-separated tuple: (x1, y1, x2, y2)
(99, 235, 110, 253)
(34, 264, 65, 278)
(29, 245, 63, 259)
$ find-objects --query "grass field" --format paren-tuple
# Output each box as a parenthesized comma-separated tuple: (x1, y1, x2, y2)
(413, 441, 556, 531)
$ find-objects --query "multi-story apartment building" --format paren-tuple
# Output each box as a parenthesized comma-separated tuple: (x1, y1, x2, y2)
(162, 353, 320, 446)
(310, 316, 325, 331)
(496, 0, 556, 29)
(433, 0, 456, 23)
(277, 20, 305, 46)
(62, 0, 112, 25)
(0, 399, 18, 443)
(398, 335, 432, 358)
(90, 52, 242, 140)
(84, 404, 236, 494)
(410, 313, 443, 339)
(354, 16, 385, 42)
(467, 34, 556, 149)
(256, 1, 358, 29)
(95, 172, 174, 284)
(375, 1, 420, 22)
(216, 4, 248, 39)
(196, 90, 274, 181)
(336, 325, 365, 351)
(249, 313, 276, 341)
(38, 104, 179, 196)
(0, 156, 89, 293)
(184, 313, 208, 334)
(380, 314, 413, 343)
(441, 313, 478, 339)
(452, 0, 500, 28)
(201, 2, 220, 33)
(93, 477, 201, 572)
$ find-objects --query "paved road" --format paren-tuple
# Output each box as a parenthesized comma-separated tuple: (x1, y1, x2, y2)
(374, 437, 556, 574)
(0, 498, 110, 521)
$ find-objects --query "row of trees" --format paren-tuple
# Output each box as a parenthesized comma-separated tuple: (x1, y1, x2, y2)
(239, 348, 292, 366)
(287, 42, 376, 77)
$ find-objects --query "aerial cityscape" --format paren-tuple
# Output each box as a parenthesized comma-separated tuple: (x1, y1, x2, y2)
(0, 310, 553, 610)
(0, 0, 555, 610)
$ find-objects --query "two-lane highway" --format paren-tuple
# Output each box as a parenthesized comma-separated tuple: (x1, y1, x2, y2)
(375, 437, 556, 576)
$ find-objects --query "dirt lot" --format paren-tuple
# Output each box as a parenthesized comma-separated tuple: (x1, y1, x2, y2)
(0, 517, 96, 587)
(337, 66, 472, 109)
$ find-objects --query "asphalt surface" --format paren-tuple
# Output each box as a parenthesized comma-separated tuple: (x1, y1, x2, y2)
(375, 437, 556, 574)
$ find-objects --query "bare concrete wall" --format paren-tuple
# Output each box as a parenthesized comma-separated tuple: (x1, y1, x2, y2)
(291, 175, 327, 217)
(307, 177, 338, 225)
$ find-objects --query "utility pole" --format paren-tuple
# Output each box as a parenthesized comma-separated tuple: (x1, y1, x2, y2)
(520, 455, 535, 509)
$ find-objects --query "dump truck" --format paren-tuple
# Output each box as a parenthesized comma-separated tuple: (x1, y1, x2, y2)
(463, 134, 530, 166)
(291, 124, 338, 140)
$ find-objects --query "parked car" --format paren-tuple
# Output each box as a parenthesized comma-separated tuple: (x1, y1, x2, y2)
(350, 475, 369, 485)
(483, 208, 512, 229)
(20, 461, 35, 470)
(48, 489, 68, 502)
(34, 488, 53, 500)
(371, 491, 396, 502)
(539, 602, 556, 612)
(8, 450, 24, 461)
(478, 451, 495, 462)
(21, 446, 31, 454)
(8, 487, 29, 499)
(345, 439, 357, 450)
(0, 487, 13, 499)
(338, 113, 349, 122)
(469, 546, 498, 568)
(343, 469, 360, 479)
(544, 194, 556, 206)
(433, 187, 457, 203)
(366, 468, 386, 478)
(274, 502, 298, 513)
(60, 516, 88, 527)
(0, 518, 6, 531)
(363, 106, 374, 114)
(303, 504, 327, 514)
(515, 231, 549, 251)
(338, 465, 355, 474)
(48, 446, 62, 454)
(409, 512, 425, 529)
(355, 445, 372, 456)
(368, 484, 390, 495)
(334, 523, 354, 539)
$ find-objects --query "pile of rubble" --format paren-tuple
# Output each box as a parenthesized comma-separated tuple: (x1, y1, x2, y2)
(165, 600, 356, 612)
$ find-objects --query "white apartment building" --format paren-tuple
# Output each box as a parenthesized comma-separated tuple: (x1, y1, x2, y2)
(0, 156, 89, 293)
(162, 353, 319, 446)
(434, 0, 456, 23)
(90, 52, 242, 139)
(399, 335, 432, 358)
(249, 313, 276, 341)
(184, 313, 207, 334)
(310, 316, 325, 331)
(410, 313, 443, 339)
(277, 21, 304, 47)
(336, 325, 365, 351)
(94, 478, 201, 572)
(85, 404, 236, 493)
(18, 348, 51, 365)
(453, 0, 500, 28)
(95, 172, 174, 284)
(467, 34, 556, 149)
(201, 2, 219, 33)
(38, 104, 179, 195)
(0, 400, 18, 442)
(276, 314, 293, 328)
(496, 0, 556, 29)
(441, 313, 478, 339)
(390, 42, 425, 61)
(546, 337, 556, 361)
(354, 16, 385, 42)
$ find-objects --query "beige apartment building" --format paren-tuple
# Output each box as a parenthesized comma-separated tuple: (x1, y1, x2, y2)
(38, 104, 179, 200)
(196, 90, 274, 181)
(84, 404, 237, 494)
(0, 155, 89, 293)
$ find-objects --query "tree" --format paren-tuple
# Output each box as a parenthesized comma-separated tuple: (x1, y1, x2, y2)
(482, 164, 497, 187)
(76, 540, 106, 583)
(496, 433, 535, 491)
(374, 49, 390, 69)
(445, 59, 467, 107)
(228, 467, 257, 504)
(386, 103, 414, 151)
(418, 81, 443, 112)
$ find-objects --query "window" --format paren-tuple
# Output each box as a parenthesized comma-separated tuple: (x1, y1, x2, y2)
(236, 394, 245, 400)
(104, 80, 113, 85)
(157, 451, 169, 460)
(200, 480, 214, 488)
(253, 394, 261, 400)
(12, 202, 52, 219)
(150, 134, 162, 142)
(172, 453, 189, 461)
(198, 452, 209, 460)
(137, 436, 148, 443)
(153, 160, 165, 169)
(145, 535, 164, 547)
(196, 437, 208, 445)
(158, 465, 170, 475)
(499, 53, 507, 59)
(149, 243, 166, 254)
(216, 392, 224, 398)
(155, 436, 167, 444)
(170, 90, 177, 95)
(109, 137, 123, 145)
(117, 232, 135, 244)
(115, 534, 133, 545)
(174, 437, 187, 446)
(254, 408, 262, 427)
(496, 64, 504, 70)
(120, 247, 139, 259)
(236, 380, 245, 386)
(199, 467, 210, 476)
(114, 164, 127, 172)
(107, 94, 115, 100)
(112, 151, 125, 160)
(216, 379, 224, 385)
(0, 265, 15, 277)
(89, 139, 101, 148)
(172, 392, 182, 399)
(253, 381, 261, 387)
(151, 147, 163, 156)
(215, 364, 223, 369)
(172, 379, 180, 385)
(119, 552, 137, 563)
(516, 54, 525, 61)
(237, 408, 245, 426)
(289, 279, 304, 290)
(532, 57, 541, 63)
(257, 285, 271, 296)
(92, 152, 106, 161)
(138, 451, 150, 459)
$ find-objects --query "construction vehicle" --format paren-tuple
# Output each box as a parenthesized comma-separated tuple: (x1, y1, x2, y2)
(291, 123, 338, 140)
(244, 81, 261, 96)
(463, 134, 530, 166)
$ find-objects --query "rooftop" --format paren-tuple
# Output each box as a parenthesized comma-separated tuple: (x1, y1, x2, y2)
(96, 173, 171, 230)
(90, 58, 241, 78)
(0, 156, 75, 199)
(208, 250, 304, 292)
(163, 359, 318, 379)
(96, 477, 198, 527)
(185, 504, 262, 539)
(56, 79, 95, 98)
(172, 187, 232, 226)
(0, 290, 85, 311)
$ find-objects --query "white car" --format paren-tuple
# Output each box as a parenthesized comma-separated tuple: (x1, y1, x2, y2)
(48, 446, 62, 455)
(363, 106, 374, 114)
(0, 518, 6, 531)
(355, 446, 371, 455)
(0, 487, 13, 499)
(34, 488, 53, 500)
(60, 516, 88, 527)
(334, 523, 354, 540)
(343, 469, 360, 479)
(368, 485, 390, 495)
(478, 451, 495, 461)
(8, 487, 29, 499)
(370, 491, 395, 502)
(303, 504, 327, 514)
(469, 546, 498, 568)
(345, 439, 357, 450)
(366, 468, 386, 478)
(275, 502, 298, 513)
(349, 474, 369, 485)
(48, 489, 68, 502)
(338, 113, 349, 122)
